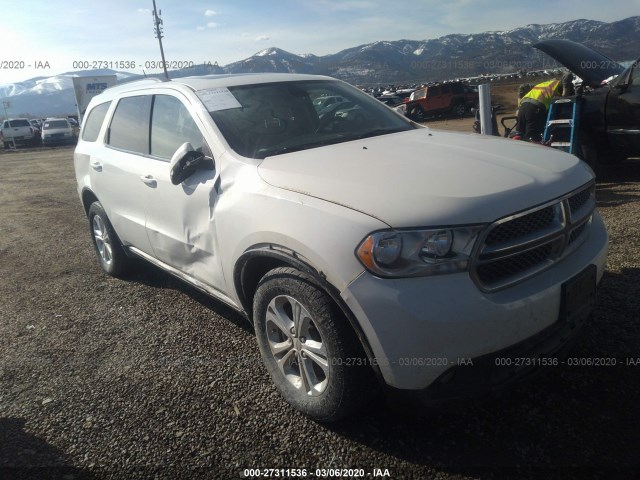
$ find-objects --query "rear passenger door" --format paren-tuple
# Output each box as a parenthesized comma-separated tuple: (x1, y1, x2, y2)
(96, 95, 156, 255)
(142, 93, 226, 292)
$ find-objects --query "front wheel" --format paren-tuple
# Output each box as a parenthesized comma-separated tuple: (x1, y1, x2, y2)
(253, 267, 376, 422)
(88, 202, 131, 277)
(576, 131, 600, 170)
(409, 107, 424, 121)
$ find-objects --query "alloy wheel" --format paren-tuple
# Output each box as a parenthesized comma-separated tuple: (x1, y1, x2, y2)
(265, 295, 329, 396)
(92, 215, 113, 266)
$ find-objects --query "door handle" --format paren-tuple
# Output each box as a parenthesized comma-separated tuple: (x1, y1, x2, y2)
(90, 161, 102, 172)
(140, 175, 157, 187)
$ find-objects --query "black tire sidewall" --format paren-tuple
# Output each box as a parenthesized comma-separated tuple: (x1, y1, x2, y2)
(410, 107, 423, 121)
(253, 268, 371, 422)
(87, 202, 130, 277)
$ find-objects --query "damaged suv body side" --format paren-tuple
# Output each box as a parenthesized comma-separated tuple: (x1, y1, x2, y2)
(74, 73, 608, 421)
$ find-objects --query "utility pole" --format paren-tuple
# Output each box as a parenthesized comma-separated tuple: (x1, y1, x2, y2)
(152, 0, 169, 81)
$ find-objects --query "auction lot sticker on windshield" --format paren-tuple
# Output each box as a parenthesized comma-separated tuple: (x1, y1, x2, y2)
(197, 87, 242, 112)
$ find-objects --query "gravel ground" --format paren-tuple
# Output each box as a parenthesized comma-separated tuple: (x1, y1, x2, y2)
(1, 146, 639, 480)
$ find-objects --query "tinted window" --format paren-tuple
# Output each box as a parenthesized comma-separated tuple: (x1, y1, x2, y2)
(441, 85, 451, 95)
(427, 87, 440, 97)
(82, 102, 111, 142)
(150, 95, 208, 160)
(107, 96, 152, 154)
(452, 83, 464, 94)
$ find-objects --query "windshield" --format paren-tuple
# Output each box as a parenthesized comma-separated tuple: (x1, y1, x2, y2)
(207, 80, 414, 159)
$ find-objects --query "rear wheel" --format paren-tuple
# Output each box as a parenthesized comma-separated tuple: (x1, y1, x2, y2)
(88, 202, 131, 277)
(453, 102, 466, 118)
(253, 267, 376, 422)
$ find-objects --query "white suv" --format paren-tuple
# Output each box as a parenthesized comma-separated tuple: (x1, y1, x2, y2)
(74, 74, 608, 421)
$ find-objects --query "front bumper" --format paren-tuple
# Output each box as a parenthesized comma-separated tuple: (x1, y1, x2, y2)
(43, 136, 75, 146)
(341, 210, 608, 391)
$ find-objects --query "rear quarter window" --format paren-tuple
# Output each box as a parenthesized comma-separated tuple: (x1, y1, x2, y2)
(107, 96, 152, 154)
(82, 102, 112, 142)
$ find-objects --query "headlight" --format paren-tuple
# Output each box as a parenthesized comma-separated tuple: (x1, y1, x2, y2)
(356, 226, 484, 277)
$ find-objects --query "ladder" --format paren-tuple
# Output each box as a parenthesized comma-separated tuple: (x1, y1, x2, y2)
(543, 97, 580, 155)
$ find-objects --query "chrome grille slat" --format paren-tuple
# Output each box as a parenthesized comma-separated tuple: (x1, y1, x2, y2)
(484, 205, 557, 246)
(471, 182, 596, 292)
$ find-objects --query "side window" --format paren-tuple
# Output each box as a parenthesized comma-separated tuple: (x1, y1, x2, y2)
(81, 101, 111, 142)
(107, 95, 152, 154)
(441, 85, 451, 95)
(427, 87, 440, 97)
(150, 95, 209, 160)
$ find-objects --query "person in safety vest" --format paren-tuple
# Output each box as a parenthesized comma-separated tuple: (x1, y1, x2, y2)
(516, 73, 574, 142)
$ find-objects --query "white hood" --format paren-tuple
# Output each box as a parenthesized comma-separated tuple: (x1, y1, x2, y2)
(258, 129, 594, 227)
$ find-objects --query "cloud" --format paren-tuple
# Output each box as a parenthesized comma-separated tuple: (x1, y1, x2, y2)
(205, 9, 217, 16)
(207, 22, 218, 28)
(196, 26, 206, 31)
(136, 8, 151, 14)
(255, 35, 270, 41)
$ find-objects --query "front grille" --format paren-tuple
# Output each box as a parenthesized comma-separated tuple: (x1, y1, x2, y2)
(472, 182, 596, 291)
(476, 243, 555, 284)
(568, 187, 591, 214)
(485, 206, 555, 246)
(568, 222, 589, 245)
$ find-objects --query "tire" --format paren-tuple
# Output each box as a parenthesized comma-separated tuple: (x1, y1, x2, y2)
(88, 202, 131, 277)
(576, 131, 599, 169)
(253, 267, 376, 422)
(409, 107, 424, 121)
(453, 102, 466, 118)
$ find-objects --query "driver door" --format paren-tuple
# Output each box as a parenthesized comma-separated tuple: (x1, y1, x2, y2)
(142, 93, 226, 292)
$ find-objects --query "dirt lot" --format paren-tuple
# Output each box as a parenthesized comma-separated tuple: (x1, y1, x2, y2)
(1, 142, 640, 479)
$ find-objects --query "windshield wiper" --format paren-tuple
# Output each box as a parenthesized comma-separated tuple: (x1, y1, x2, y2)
(345, 127, 409, 141)
(259, 137, 347, 158)
(259, 128, 410, 158)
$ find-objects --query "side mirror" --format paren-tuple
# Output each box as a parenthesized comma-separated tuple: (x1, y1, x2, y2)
(169, 142, 207, 185)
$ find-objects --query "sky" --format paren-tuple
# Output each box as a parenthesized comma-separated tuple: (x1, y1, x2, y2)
(1, 0, 639, 84)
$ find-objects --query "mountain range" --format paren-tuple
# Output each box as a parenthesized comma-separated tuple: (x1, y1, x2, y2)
(1, 16, 638, 117)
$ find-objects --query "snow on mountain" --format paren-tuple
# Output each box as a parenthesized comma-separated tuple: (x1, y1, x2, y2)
(1, 16, 638, 116)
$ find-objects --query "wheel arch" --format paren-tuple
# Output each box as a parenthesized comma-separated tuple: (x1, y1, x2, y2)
(234, 245, 383, 382)
(80, 187, 100, 216)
